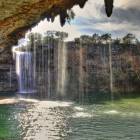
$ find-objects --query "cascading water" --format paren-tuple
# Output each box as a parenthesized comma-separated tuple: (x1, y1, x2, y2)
(34, 31, 68, 98)
(109, 41, 114, 101)
(57, 40, 67, 97)
(12, 39, 36, 94)
(9, 65, 12, 88)
(78, 41, 84, 103)
(12, 32, 68, 98)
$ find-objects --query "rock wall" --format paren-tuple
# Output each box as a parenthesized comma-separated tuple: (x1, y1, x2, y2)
(0, 65, 17, 93)
(66, 42, 140, 99)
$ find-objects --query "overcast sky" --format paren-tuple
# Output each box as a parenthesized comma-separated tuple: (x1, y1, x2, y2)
(30, 0, 140, 41)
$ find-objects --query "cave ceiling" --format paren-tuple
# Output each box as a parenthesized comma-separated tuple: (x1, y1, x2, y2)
(0, 0, 114, 50)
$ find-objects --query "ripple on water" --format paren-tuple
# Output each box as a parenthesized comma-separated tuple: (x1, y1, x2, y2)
(18, 100, 73, 140)
(104, 110, 119, 115)
(0, 98, 140, 140)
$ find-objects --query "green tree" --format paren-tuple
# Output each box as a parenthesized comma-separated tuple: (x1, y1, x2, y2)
(55, 31, 68, 40)
(92, 33, 100, 44)
(27, 32, 42, 48)
(123, 33, 138, 45)
(100, 33, 111, 44)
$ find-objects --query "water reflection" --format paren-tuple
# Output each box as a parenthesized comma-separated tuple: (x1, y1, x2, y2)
(0, 98, 140, 140)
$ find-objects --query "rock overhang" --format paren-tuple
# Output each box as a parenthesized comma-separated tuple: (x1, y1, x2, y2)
(0, 0, 114, 53)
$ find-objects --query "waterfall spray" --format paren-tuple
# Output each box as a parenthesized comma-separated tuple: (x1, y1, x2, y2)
(12, 31, 68, 99)
(12, 39, 36, 94)
(78, 39, 84, 103)
(109, 41, 113, 101)
(57, 38, 67, 98)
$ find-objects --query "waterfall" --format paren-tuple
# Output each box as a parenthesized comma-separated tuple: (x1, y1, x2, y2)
(109, 42, 113, 101)
(57, 40, 67, 97)
(12, 32, 68, 99)
(9, 65, 12, 88)
(15, 52, 35, 93)
(78, 41, 84, 103)
(12, 40, 36, 94)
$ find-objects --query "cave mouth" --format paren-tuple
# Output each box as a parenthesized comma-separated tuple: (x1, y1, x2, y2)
(3, 0, 114, 49)
(25, 0, 114, 41)
(0, 0, 118, 95)
(11, 0, 140, 100)
(1, 1, 140, 140)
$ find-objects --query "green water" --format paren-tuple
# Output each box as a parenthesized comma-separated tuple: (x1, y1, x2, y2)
(0, 97, 140, 140)
(69, 98, 140, 140)
(0, 104, 23, 139)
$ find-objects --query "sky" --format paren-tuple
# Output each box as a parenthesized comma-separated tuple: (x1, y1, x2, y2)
(30, 0, 140, 41)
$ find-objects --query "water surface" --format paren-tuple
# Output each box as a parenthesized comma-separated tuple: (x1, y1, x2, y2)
(0, 97, 140, 140)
